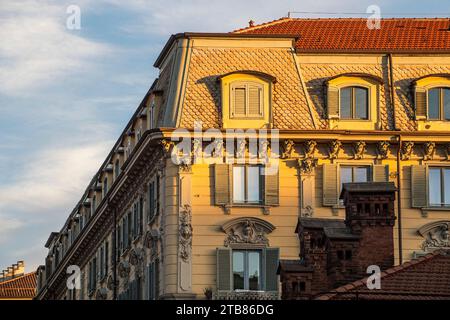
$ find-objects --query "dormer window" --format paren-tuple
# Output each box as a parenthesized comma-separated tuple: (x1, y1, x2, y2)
(218, 71, 275, 129)
(339, 86, 368, 120)
(103, 177, 108, 197)
(427, 87, 450, 121)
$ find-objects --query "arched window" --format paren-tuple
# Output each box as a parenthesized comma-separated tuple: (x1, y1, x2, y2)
(427, 87, 450, 121)
(339, 86, 369, 120)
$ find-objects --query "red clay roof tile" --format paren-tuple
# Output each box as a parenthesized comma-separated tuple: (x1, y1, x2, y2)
(234, 18, 450, 52)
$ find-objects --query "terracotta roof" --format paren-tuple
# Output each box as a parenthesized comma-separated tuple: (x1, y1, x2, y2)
(233, 18, 450, 52)
(0, 272, 36, 299)
(316, 250, 450, 300)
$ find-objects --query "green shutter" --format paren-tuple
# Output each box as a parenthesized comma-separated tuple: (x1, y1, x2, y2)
(415, 87, 427, 119)
(327, 86, 339, 119)
(214, 164, 230, 205)
(264, 168, 279, 206)
(411, 165, 427, 208)
(216, 247, 232, 291)
(372, 165, 389, 182)
(323, 164, 338, 206)
(264, 248, 279, 292)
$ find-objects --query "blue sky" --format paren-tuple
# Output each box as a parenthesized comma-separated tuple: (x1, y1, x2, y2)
(0, 0, 448, 272)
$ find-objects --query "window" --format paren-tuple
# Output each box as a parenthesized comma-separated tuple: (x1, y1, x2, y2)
(232, 250, 261, 291)
(149, 101, 155, 129)
(429, 167, 450, 207)
(340, 86, 368, 120)
(232, 165, 263, 204)
(427, 87, 450, 121)
(230, 82, 263, 118)
(103, 177, 108, 197)
(114, 159, 120, 180)
(340, 166, 370, 191)
(91, 195, 96, 217)
(148, 177, 159, 222)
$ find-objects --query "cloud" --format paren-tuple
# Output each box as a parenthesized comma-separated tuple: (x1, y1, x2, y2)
(0, 0, 111, 96)
(0, 141, 113, 217)
(0, 217, 24, 245)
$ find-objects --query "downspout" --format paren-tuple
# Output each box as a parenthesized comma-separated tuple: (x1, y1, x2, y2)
(388, 53, 403, 264)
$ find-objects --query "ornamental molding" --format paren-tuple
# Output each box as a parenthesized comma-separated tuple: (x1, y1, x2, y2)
(297, 158, 318, 175)
(222, 217, 275, 247)
(377, 141, 390, 159)
(304, 140, 317, 159)
(259, 140, 270, 160)
(179, 204, 193, 263)
(160, 139, 175, 157)
(423, 142, 436, 161)
(401, 141, 414, 161)
(95, 287, 108, 300)
(328, 140, 342, 160)
(118, 261, 130, 279)
(281, 139, 295, 159)
(106, 275, 117, 291)
(236, 139, 247, 159)
(418, 220, 450, 251)
(353, 141, 366, 160)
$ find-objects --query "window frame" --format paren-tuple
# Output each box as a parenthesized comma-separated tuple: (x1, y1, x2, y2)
(427, 87, 450, 121)
(232, 165, 263, 205)
(230, 81, 264, 119)
(339, 86, 369, 120)
(428, 166, 450, 208)
(232, 249, 262, 291)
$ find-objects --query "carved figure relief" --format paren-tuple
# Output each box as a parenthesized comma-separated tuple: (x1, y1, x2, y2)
(328, 140, 342, 160)
(418, 221, 450, 251)
(222, 217, 275, 247)
(401, 141, 414, 160)
(179, 204, 193, 262)
(353, 141, 366, 160)
(377, 141, 390, 159)
(423, 142, 436, 161)
(281, 140, 295, 159)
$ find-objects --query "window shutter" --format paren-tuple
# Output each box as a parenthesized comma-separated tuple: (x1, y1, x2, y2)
(248, 86, 262, 116)
(264, 169, 279, 206)
(264, 248, 280, 292)
(415, 87, 427, 119)
(216, 247, 232, 291)
(322, 164, 339, 206)
(411, 165, 427, 208)
(214, 164, 230, 205)
(327, 86, 339, 119)
(372, 165, 389, 182)
(233, 87, 246, 116)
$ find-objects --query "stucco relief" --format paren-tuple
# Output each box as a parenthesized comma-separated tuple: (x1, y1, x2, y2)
(328, 140, 342, 160)
(377, 141, 390, 159)
(353, 141, 366, 160)
(281, 139, 295, 159)
(179, 204, 193, 262)
(423, 142, 436, 161)
(418, 221, 450, 251)
(222, 217, 275, 247)
(401, 141, 414, 160)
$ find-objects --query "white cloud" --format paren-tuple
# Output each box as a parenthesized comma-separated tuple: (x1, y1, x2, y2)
(0, 141, 113, 217)
(0, 217, 24, 245)
(0, 0, 111, 95)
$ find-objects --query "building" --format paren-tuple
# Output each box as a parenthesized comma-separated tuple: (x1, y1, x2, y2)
(0, 261, 36, 300)
(36, 17, 450, 300)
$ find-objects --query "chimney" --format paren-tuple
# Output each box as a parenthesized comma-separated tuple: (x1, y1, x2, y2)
(248, 20, 255, 28)
(341, 182, 397, 274)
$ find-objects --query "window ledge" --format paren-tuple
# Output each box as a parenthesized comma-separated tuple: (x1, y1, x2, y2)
(421, 206, 450, 217)
(222, 204, 275, 215)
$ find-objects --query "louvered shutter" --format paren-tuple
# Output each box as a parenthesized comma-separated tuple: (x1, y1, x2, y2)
(323, 164, 339, 206)
(233, 87, 246, 116)
(372, 165, 389, 182)
(216, 248, 232, 291)
(415, 87, 427, 119)
(264, 248, 280, 292)
(214, 164, 230, 205)
(264, 169, 279, 206)
(327, 86, 340, 119)
(411, 165, 427, 207)
(248, 85, 262, 116)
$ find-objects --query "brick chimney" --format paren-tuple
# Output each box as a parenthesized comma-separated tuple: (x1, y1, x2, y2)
(340, 182, 397, 275)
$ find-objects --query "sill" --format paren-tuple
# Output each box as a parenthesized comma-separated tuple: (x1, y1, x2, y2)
(421, 206, 450, 217)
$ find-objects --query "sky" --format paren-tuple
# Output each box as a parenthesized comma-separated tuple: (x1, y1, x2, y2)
(0, 0, 449, 272)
